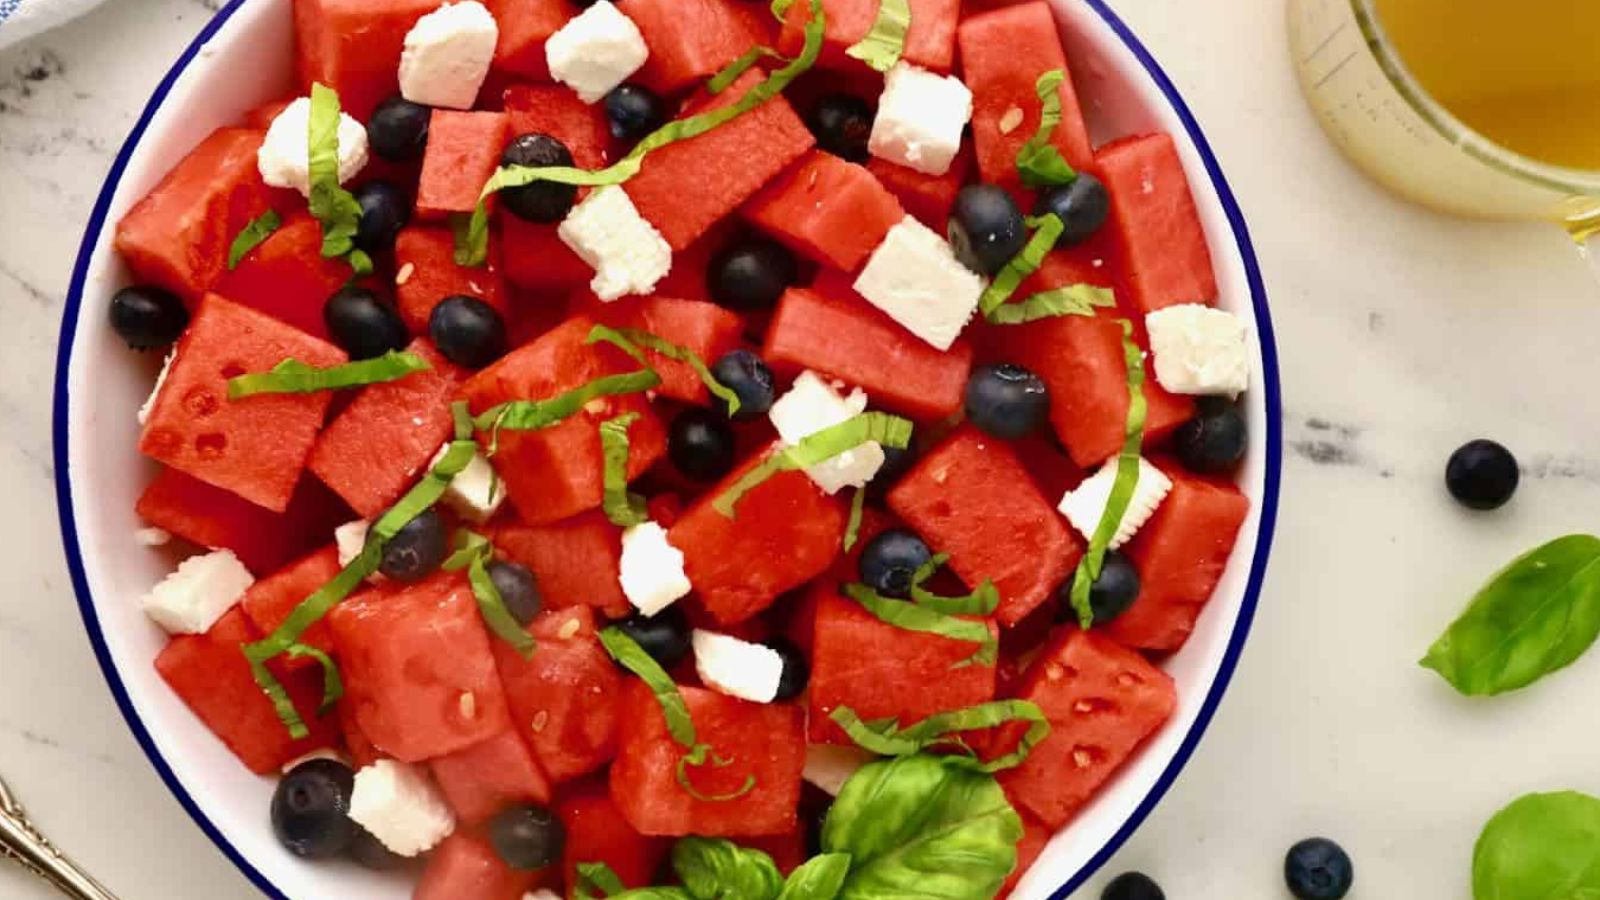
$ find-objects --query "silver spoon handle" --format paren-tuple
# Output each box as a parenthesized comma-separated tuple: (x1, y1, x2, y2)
(0, 776, 118, 900)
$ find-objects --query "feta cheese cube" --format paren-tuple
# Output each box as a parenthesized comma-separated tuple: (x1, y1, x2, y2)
(335, 519, 370, 568)
(557, 186, 672, 301)
(853, 216, 984, 351)
(348, 759, 455, 857)
(768, 370, 884, 494)
(137, 348, 176, 427)
(399, 1, 499, 110)
(430, 443, 505, 523)
(544, 0, 648, 104)
(1145, 304, 1250, 396)
(141, 549, 255, 635)
(867, 62, 972, 176)
(804, 744, 873, 796)
(257, 97, 369, 197)
(692, 630, 785, 703)
(619, 521, 691, 617)
(1057, 457, 1173, 550)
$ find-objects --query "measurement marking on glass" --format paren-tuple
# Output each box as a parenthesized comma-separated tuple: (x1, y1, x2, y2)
(1314, 50, 1359, 89)
(1300, 21, 1348, 65)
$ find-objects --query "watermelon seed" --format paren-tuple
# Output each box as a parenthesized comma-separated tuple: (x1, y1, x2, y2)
(998, 106, 1024, 135)
(531, 711, 549, 733)
(458, 692, 478, 720)
(395, 263, 415, 286)
(557, 617, 581, 640)
(195, 433, 227, 459)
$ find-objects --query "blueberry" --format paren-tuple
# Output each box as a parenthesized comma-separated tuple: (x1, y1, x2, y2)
(669, 408, 736, 482)
(271, 759, 355, 859)
(867, 443, 917, 499)
(1446, 439, 1519, 510)
(964, 364, 1049, 439)
(1285, 837, 1353, 900)
(489, 560, 542, 626)
(353, 181, 411, 254)
(1058, 551, 1141, 624)
(1033, 173, 1111, 246)
(1102, 872, 1165, 900)
(605, 83, 667, 142)
(367, 96, 431, 163)
(615, 606, 691, 669)
(500, 133, 578, 223)
(379, 508, 448, 582)
(806, 94, 873, 162)
(708, 238, 797, 310)
(948, 184, 1027, 276)
(1174, 397, 1248, 474)
(109, 285, 188, 350)
(347, 825, 405, 871)
(323, 286, 409, 361)
(488, 805, 565, 871)
(710, 350, 776, 422)
(430, 295, 507, 369)
(767, 637, 809, 701)
(859, 528, 932, 598)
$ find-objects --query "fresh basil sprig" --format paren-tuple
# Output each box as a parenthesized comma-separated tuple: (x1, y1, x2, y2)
(844, 0, 910, 73)
(227, 209, 282, 270)
(1015, 69, 1078, 189)
(306, 83, 372, 276)
(1473, 791, 1600, 899)
(226, 350, 430, 398)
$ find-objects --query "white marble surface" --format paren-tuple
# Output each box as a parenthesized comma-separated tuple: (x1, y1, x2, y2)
(3, 0, 1600, 897)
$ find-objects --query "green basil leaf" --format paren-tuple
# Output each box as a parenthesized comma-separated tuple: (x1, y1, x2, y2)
(575, 861, 629, 899)
(675, 742, 757, 803)
(247, 659, 312, 739)
(599, 626, 697, 747)
(831, 700, 1049, 772)
(306, 83, 366, 271)
(674, 837, 784, 900)
(906, 552, 1000, 616)
(475, 369, 661, 437)
(227, 209, 282, 270)
(1015, 69, 1078, 190)
(843, 583, 996, 669)
(843, 0, 910, 73)
(842, 487, 866, 552)
(1473, 791, 1600, 899)
(985, 283, 1115, 326)
(587, 324, 740, 415)
(600, 412, 650, 527)
(1421, 534, 1600, 696)
(823, 753, 1022, 899)
(226, 350, 431, 398)
(978, 214, 1065, 317)
(708, 45, 784, 94)
(777, 853, 852, 900)
(285, 643, 343, 715)
(467, 550, 536, 659)
(714, 412, 914, 517)
(612, 891, 696, 900)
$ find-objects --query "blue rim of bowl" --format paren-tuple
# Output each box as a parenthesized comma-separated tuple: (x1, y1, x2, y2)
(50, 0, 1281, 896)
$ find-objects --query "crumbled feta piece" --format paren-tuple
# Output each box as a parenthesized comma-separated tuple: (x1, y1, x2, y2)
(692, 630, 785, 703)
(348, 760, 455, 857)
(398, 1, 498, 110)
(257, 97, 369, 197)
(768, 370, 884, 494)
(867, 62, 972, 176)
(429, 443, 505, 523)
(1057, 458, 1173, 550)
(804, 745, 872, 796)
(137, 348, 176, 427)
(335, 519, 370, 568)
(1145, 304, 1250, 396)
(141, 549, 254, 635)
(544, 0, 648, 103)
(619, 522, 691, 617)
(853, 216, 984, 351)
(557, 186, 672, 300)
(134, 526, 171, 547)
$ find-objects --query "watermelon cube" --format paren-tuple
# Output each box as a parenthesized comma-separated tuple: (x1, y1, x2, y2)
(610, 681, 805, 836)
(743, 152, 904, 273)
(498, 85, 611, 293)
(431, 729, 553, 824)
(999, 812, 1051, 897)
(457, 316, 667, 525)
(492, 512, 629, 619)
(328, 572, 512, 762)
(487, 0, 577, 82)
(959, 1, 1094, 202)
(293, 0, 440, 121)
(556, 777, 672, 892)
(649, 222, 735, 304)
(139, 294, 345, 512)
(155, 608, 336, 774)
(415, 831, 539, 900)
(762, 280, 972, 422)
(624, 0, 767, 95)
(241, 98, 295, 130)
(338, 700, 382, 768)
(668, 443, 848, 625)
(868, 149, 970, 231)
(996, 629, 1176, 828)
(570, 293, 744, 405)
(239, 546, 342, 666)
(779, 0, 959, 74)
(1096, 134, 1218, 315)
(213, 212, 351, 340)
(807, 588, 997, 744)
(135, 468, 349, 575)
(394, 226, 509, 335)
(887, 426, 1082, 626)
(741, 831, 806, 875)
(114, 127, 277, 303)
(307, 340, 467, 517)
(493, 607, 624, 783)
(1105, 464, 1250, 651)
(627, 70, 815, 251)
(417, 110, 512, 221)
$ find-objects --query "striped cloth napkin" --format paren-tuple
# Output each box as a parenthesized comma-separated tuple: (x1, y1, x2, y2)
(0, 0, 111, 51)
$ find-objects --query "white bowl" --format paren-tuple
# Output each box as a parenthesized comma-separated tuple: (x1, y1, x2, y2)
(52, 1, 1282, 897)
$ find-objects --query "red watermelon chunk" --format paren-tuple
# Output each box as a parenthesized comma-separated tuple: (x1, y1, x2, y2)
(139, 294, 344, 512)
(557, 776, 672, 892)
(293, 0, 439, 121)
(328, 572, 512, 762)
(650, 222, 735, 304)
(487, 0, 578, 82)
(492, 512, 628, 619)
(338, 698, 382, 768)
(743, 151, 904, 273)
(239, 546, 342, 666)
(135, 468, 349, 575)
(213, 212, 351, 340)
(741, 831, 806, 875)
(627, 70, 814, 251)
(307, 340, 466, 517)
(868, 149, 970, 231)
(779, 0, 959, 73)
(114, 128, 276, 304)
(571, 294, 744, 404)
(668, 443, 848, 625)
(1096, 133, 1218, 315)
(493, 607, 624, 783)
(624, 0, 765, 95)
(394, 226, 509, 335)
(959, 1, 1094, 203)
(457, 317, 667, 525)
(1106, 464, 1250, 651)
(610, 681, 804, 836)
(431, 729, 553, 824)
(996, 629, 1175, 828)
(415, 831, 539, 900)
(417, 110, 512, 221)
(887, 426, 1081, 626)
(807, 587, 997, 744)
(762, 280, 972, 422)
(155, 608, 336, 774)
(242, 98, 294, 130)
(999, 811, 1052, 897)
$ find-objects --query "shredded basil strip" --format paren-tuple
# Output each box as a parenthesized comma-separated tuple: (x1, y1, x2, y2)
(830, 700, 1050, 772)
(306, 83, 368, 273)
(978, 214, 1066, 317)
(227, 209, 282, 270)
(714, 412, 914, 518)
(843, 487, 867, 552)
(1015, 69, 1078, 190)
(675, 744, 757, 803)
(442, 530, 536, 659)
(1068, 320, 1148, 628)
(986, 283, 1116, 326)
(907, 553, 1000, 616)
(844, 0, 911, 72)
(475, 369, 661, 436)
(600, 412, 649, 527)
(286, 643, 343, 715)
(226, 350, 430, 398)
(708, 45, 785, 94)
(248, 660, 310, 739)
(843, 583, 997, 668)
(575, 861, 628, 899)
(586, 324, 741, 415)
